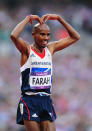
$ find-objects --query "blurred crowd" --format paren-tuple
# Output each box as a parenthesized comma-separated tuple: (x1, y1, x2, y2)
(0, 1, 92, 131)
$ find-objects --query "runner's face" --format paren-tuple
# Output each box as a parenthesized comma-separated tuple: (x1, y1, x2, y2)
(33, 24, 50, 48)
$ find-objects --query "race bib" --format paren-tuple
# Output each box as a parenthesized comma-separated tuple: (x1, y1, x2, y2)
(29, 68, 52, 89)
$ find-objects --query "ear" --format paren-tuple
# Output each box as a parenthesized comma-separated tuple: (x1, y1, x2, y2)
(32, 32, 35, 36)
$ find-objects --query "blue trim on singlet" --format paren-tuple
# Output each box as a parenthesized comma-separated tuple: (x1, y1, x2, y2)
(31, 68, 51, 76)
(31, 68, 51, 72)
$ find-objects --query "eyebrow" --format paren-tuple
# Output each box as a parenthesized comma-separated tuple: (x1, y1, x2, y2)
(40, 32, 50, 35)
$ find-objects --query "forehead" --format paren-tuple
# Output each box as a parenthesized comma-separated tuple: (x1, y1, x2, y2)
(39, 24, 50, 31)
(34, 24, 50, 33)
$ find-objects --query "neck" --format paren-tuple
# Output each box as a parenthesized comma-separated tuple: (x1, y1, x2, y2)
(33, 43, 44, 53)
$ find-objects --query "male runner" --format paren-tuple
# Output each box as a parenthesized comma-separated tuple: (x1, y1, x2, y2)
(10, 14, 80, 131)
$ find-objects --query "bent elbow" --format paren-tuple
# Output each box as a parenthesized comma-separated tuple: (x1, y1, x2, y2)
(10, 34, 13, 40)
(73, 35, 80, 42)
(10, 33, 17, 42)
(76, 34, 80, 40)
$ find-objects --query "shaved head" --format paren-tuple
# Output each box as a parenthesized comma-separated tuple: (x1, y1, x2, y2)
(32, 23, 50, 33)
(32, 23, 50, 48)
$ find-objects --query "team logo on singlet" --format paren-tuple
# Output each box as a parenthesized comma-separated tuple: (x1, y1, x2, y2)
(30, 53, 36, 57)
(29, 68, 52, 89)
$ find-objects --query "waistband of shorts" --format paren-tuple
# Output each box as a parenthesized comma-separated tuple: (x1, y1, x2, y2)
(24, 92, 51, 96)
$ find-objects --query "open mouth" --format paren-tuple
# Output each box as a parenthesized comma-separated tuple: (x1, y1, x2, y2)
(42, 40, 48, 45)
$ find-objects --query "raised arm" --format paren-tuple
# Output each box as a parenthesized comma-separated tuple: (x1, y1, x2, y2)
(10, 15, 42, 54)
(42, 14, 80, 55)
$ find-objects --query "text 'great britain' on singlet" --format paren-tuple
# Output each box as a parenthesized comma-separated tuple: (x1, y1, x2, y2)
(20, 46, 52, 95)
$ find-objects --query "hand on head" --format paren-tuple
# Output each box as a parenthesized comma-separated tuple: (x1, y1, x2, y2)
(28, 14, 59, 25)
(41, 14, 60, 22)
(28, 15, 43, 25)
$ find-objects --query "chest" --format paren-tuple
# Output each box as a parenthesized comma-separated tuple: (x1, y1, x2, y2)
(29, 50, 52, 69)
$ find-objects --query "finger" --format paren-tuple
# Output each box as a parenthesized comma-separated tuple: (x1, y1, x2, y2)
(41, 15, 46, 20)
(40, 19, 44, 24)
(38, 16, 44, 24)
(40, 17, 44, 24)
(30, 19, 32, 25)
(36, 18, 43, 24)
(44, 16, 48, 22)
(29, 15, 33, 25)
(41, 15, 48, 22)
(44, 16, 49, 22)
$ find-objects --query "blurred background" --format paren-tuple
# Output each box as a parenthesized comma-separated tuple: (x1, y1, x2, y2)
(0, 0, 92, 131)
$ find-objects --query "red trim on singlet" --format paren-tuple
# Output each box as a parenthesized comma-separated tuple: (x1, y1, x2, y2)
(51, 103, 55, 120)
(31, 46, 45, 59)
(20, 98, 30, 120)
